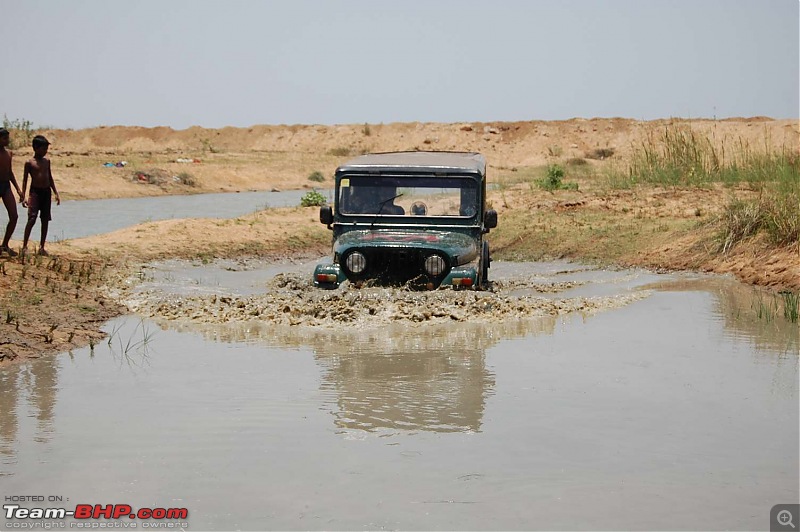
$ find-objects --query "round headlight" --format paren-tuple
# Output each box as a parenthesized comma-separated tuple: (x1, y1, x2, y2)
(423, 254, 446, 276)
(345, 251, 367, 274)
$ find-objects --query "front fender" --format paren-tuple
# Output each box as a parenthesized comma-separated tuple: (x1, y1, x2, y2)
(313, 261, 347, 289)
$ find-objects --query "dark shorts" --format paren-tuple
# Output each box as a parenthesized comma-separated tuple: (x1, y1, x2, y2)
(0, 180, 10, 197)
(28, 187, 52, 222)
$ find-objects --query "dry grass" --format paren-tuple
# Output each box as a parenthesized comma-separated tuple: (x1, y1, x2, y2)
(718, 189, 799, 252)
(604, 123, 799, 251)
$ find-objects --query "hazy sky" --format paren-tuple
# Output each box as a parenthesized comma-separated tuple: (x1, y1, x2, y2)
(2, 0, 798, 129)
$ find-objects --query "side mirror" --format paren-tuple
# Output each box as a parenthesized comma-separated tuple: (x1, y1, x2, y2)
(484, 209, 498, 230)
(319, 205, 333, 226)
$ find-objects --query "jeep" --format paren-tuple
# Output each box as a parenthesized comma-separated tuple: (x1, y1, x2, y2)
(314, 151, 497, 290)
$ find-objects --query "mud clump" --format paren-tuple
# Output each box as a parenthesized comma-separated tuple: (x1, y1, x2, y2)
(123, 272, 647, 328)
(491, 278, 587, 293)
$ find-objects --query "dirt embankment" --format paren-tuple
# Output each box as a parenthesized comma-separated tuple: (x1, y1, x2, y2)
(0, 254, 123, 366)
(488, 183, 800, 291)
(1, 117, 798, 367)
(7, 117, 796, 199)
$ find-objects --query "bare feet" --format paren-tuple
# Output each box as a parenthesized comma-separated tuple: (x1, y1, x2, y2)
(37, 248, 49, 256)
(1, 245, 17, 257)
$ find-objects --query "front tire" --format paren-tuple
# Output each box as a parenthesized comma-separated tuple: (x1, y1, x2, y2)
(479, 240, 491, 288)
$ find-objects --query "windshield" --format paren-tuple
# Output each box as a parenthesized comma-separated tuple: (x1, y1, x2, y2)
(338, 176, 478, 217)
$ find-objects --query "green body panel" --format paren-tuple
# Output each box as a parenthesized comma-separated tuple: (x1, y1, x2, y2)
(313, 260, 347, 289)
(441, 264, 479, 287)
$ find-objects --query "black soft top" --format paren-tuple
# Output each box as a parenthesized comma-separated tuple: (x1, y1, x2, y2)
(336, 151, 486, 176)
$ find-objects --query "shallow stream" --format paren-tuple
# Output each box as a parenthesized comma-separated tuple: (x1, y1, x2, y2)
(10, 188, 330, 241)
(1, 260, 797, 530)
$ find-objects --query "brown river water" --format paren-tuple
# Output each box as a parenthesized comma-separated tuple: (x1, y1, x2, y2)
(1, 260, 797, 530)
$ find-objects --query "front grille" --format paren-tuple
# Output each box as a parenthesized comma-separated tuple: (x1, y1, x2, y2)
(344, 248, 450, 285)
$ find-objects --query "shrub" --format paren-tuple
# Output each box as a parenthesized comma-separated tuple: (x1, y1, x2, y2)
(307, 171, 325, 182)
(300, 190, 326, 207)
(327, 147, 351, 157)
(717, 188, 799, 252)
(177, 172, 196, 186)
(566, 157, 588, 166)
(717, 198, 764, 253)
(586, 147, 615, 160)
(537, 164, 579, 191)
(547, 164, 565, 182)
(2, 115, 37, 149)
(199, 137, 218, 154)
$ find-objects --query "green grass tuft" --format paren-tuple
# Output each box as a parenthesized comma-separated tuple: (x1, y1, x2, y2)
(537, 164, 579, 191)
(782, 292, 799, 323)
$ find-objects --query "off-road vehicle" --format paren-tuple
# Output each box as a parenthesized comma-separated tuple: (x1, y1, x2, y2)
(314, 151, 497, 290)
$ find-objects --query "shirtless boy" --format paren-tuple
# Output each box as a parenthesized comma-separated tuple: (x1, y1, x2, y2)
(21, 135, 60, 256)
(0, 128, 25, 256)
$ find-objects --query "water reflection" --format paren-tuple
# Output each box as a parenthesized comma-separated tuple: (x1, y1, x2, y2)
(646, 278, 799, 354)
(167, 317, 559, 433)
(29, 357, 59, 443)
(0, 366, 20, 462)
(311, 325, 504, 433)
(0, 356, 59, 470)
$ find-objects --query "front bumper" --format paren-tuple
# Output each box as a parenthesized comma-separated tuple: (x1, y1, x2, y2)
(312, 259, 478, 290)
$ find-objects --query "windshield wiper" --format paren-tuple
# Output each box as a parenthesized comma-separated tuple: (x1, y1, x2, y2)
(370, 193, 404, 228)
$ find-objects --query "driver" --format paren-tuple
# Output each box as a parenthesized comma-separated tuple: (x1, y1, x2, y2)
(349, 188, 378, 213)
(351, 187, 404, 215)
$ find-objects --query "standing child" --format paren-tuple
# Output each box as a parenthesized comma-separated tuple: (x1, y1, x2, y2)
(21, 135, 60, 256)
(0, 128, 25, 256)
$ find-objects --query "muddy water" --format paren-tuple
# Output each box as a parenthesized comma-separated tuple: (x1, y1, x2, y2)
(10, 188, 330, 241)
(1, 262, 798, 530)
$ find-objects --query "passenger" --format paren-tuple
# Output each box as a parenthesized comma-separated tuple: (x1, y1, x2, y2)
(411, 201, 427, 215)
(349, 188, 378, 213)
(349, 187, 404, 215)
(21, 135, 61, 256)
(0, 128, 25, 256)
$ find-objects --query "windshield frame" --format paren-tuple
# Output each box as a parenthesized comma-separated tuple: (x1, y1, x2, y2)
(335, 174, 481, 220)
